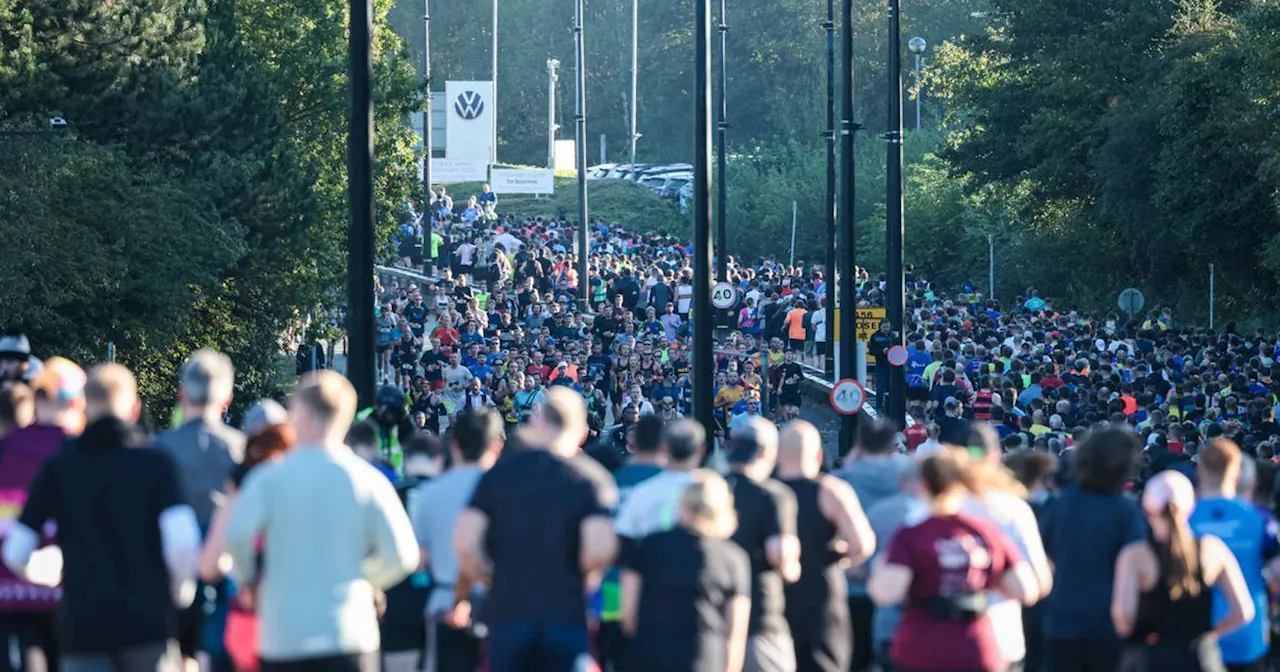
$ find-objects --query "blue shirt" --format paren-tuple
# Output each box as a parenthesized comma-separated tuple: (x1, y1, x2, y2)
(1039, 486, 1147, 641)
(906, 350, 932, 388)
(1189, 497, 1276, 664)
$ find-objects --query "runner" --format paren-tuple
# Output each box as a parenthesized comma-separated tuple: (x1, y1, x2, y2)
(410, 408, 504, 672)
(775, 421, 875, 672)
(619, 470, 751, 672)
(3, 363, 201, 672)
(724, 417, 800, 672)
(0, 358, 86, 672)
(1113, 470, 1253, 671)
(452, 388, 617, 672)
(224, 371, 419, 672)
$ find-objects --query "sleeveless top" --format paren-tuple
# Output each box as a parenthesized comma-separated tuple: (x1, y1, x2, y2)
(779, 478, 848, 632)
(972, 391, 995, 421)
(1130, 532, 1214, 648)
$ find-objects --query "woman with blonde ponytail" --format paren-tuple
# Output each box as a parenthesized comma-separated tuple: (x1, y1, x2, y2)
(1112, 470, 1253, 671)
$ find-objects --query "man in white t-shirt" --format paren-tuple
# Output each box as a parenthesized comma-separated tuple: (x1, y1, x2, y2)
(614, 420, 705, 540)
(811, 300, 827, 370)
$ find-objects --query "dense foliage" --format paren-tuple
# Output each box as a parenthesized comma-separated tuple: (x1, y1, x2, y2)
(0, 0, 421, 423)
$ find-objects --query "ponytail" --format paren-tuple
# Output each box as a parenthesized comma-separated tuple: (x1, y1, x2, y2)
(1159, 503, 1202, 600)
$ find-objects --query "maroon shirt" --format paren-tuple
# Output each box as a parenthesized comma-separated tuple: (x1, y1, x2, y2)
(0, 424, 67, 612)
(886, 512, 1022, 671)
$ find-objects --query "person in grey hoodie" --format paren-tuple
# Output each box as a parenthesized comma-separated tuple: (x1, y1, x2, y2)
(861, 457, 923, 669)
(835, 420, 908, 672)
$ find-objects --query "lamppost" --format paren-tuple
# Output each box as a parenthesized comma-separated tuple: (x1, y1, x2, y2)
(348, 0, 376, 407)
(547, 58, 560, 169)
(884, 0, 907, 429)
(422, 0, 433, 269)
(908, 36, 926, 131)
(693, 0, 715, 446)
(573, 0, 590, 308)
(714, 0, 729, 283)
(824, 0, 837, 319)
(630, 0, 640, 163)
(490, 0, 499, 163)
(836, 0, 860, 454)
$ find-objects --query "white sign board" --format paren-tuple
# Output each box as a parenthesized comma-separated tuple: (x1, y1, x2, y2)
(711, 282, 738, 310)
(554, 139, 577, 172)
(830, 379, 866, 415)
(490, 168, 555, 195)
(429, 158, 489, 184)
(445, 81, 494, 161)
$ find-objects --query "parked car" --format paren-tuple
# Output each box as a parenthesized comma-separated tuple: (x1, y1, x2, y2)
(586, 164, 615, 179)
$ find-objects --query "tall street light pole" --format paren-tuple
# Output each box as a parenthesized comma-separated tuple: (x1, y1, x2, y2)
(422, 0, 433, 269)
(885, 0, 907, 429)
(714, 0, 729, 282)
(908, 36, 926, 131)
(837, 0, 859, 453)
(547, 59, 560, 169)
(490, 0, 499, 164)
(347, 0, 376, 408)
(574, 0, 590, 308)
(824, 0, 837, 320)
(693, 0, 715, 446)
(630, 0, 639, 164)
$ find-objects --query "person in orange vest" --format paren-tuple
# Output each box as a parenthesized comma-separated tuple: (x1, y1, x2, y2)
(548, 360, 580, 385)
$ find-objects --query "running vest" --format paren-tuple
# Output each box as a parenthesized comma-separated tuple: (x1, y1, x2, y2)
(972, 391, 995, 421)
(355, 408, 404, 476)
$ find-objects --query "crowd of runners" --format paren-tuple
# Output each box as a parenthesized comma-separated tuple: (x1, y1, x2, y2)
(2, 185, 1280, 672)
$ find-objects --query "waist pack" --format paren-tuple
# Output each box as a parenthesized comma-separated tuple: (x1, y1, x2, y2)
(909, 592, 990, 622)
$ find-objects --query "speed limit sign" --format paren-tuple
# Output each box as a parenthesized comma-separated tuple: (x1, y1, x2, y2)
(711, 282, 738, 310)
(830, 378, 866, 415)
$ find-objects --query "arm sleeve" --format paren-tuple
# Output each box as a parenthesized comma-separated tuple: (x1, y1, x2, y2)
(362, 472, 421, 589)
(159, 505, 201, 607)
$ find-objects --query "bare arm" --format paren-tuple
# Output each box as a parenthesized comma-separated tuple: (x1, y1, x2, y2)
(580, 514, 618, 575)
(1111, 541, 1145, 637)
(619, 569, 641, 637)
(725, 595, 751, 672)
(452, 507, 491, 587)
(997, 561, 1040, 607)
(867, 555, 913, 606)
(765, 534, 801, 584)
(819, 476, 876, 566)
(1205, 536, 1255, 637)
(198, 486, 236, 582)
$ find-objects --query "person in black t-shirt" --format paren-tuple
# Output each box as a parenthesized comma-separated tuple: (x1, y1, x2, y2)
(620, 469, 752, 672)
(724, 417, 800, 672)
(452, 388, 618, 672)
(775, 350, 805, 423)
(3, 364, 200, 672)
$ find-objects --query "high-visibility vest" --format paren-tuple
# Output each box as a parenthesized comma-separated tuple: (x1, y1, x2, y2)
(355, 408, 403, 476)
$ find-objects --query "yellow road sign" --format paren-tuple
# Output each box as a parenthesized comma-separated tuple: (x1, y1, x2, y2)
(831, 307, 886, 343)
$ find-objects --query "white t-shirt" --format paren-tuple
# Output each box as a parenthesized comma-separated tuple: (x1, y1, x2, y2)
(615, 470, 692, 539)
(811, 308, 827, 343)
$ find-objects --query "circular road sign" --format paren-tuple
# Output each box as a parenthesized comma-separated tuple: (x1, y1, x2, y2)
(711, 282, 738, 310)
(830, 378, 866, 415)
(1118, 288, 1145, 315)
(887, 344, 909, 367)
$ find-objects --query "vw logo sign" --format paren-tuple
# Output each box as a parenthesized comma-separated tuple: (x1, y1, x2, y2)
(454, 91, 485, 120)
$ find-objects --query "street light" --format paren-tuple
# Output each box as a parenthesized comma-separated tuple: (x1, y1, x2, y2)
(908, 37, 926, 131)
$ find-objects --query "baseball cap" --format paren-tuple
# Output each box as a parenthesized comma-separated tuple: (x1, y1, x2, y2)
(29, 357, 87, 403)
(944, 396, 959, 409)
(0, 333, 31, 358)
(243, 399, 288, 436)
(1142, 469, 1195, 516)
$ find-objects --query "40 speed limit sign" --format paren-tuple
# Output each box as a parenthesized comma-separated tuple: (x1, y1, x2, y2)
(711, 282, 739, 310)
(830, 378, 866, 415)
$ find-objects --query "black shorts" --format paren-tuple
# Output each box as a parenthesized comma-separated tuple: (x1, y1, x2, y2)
(262, 652, 379, 672)
(780, 393, 802, 408)
(176, 584, 210, 659)
(789, 338, 805, 351)
(907, 385, 930, 401)
(0, 612, 59, 672)
(814, 341, 827, 356)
